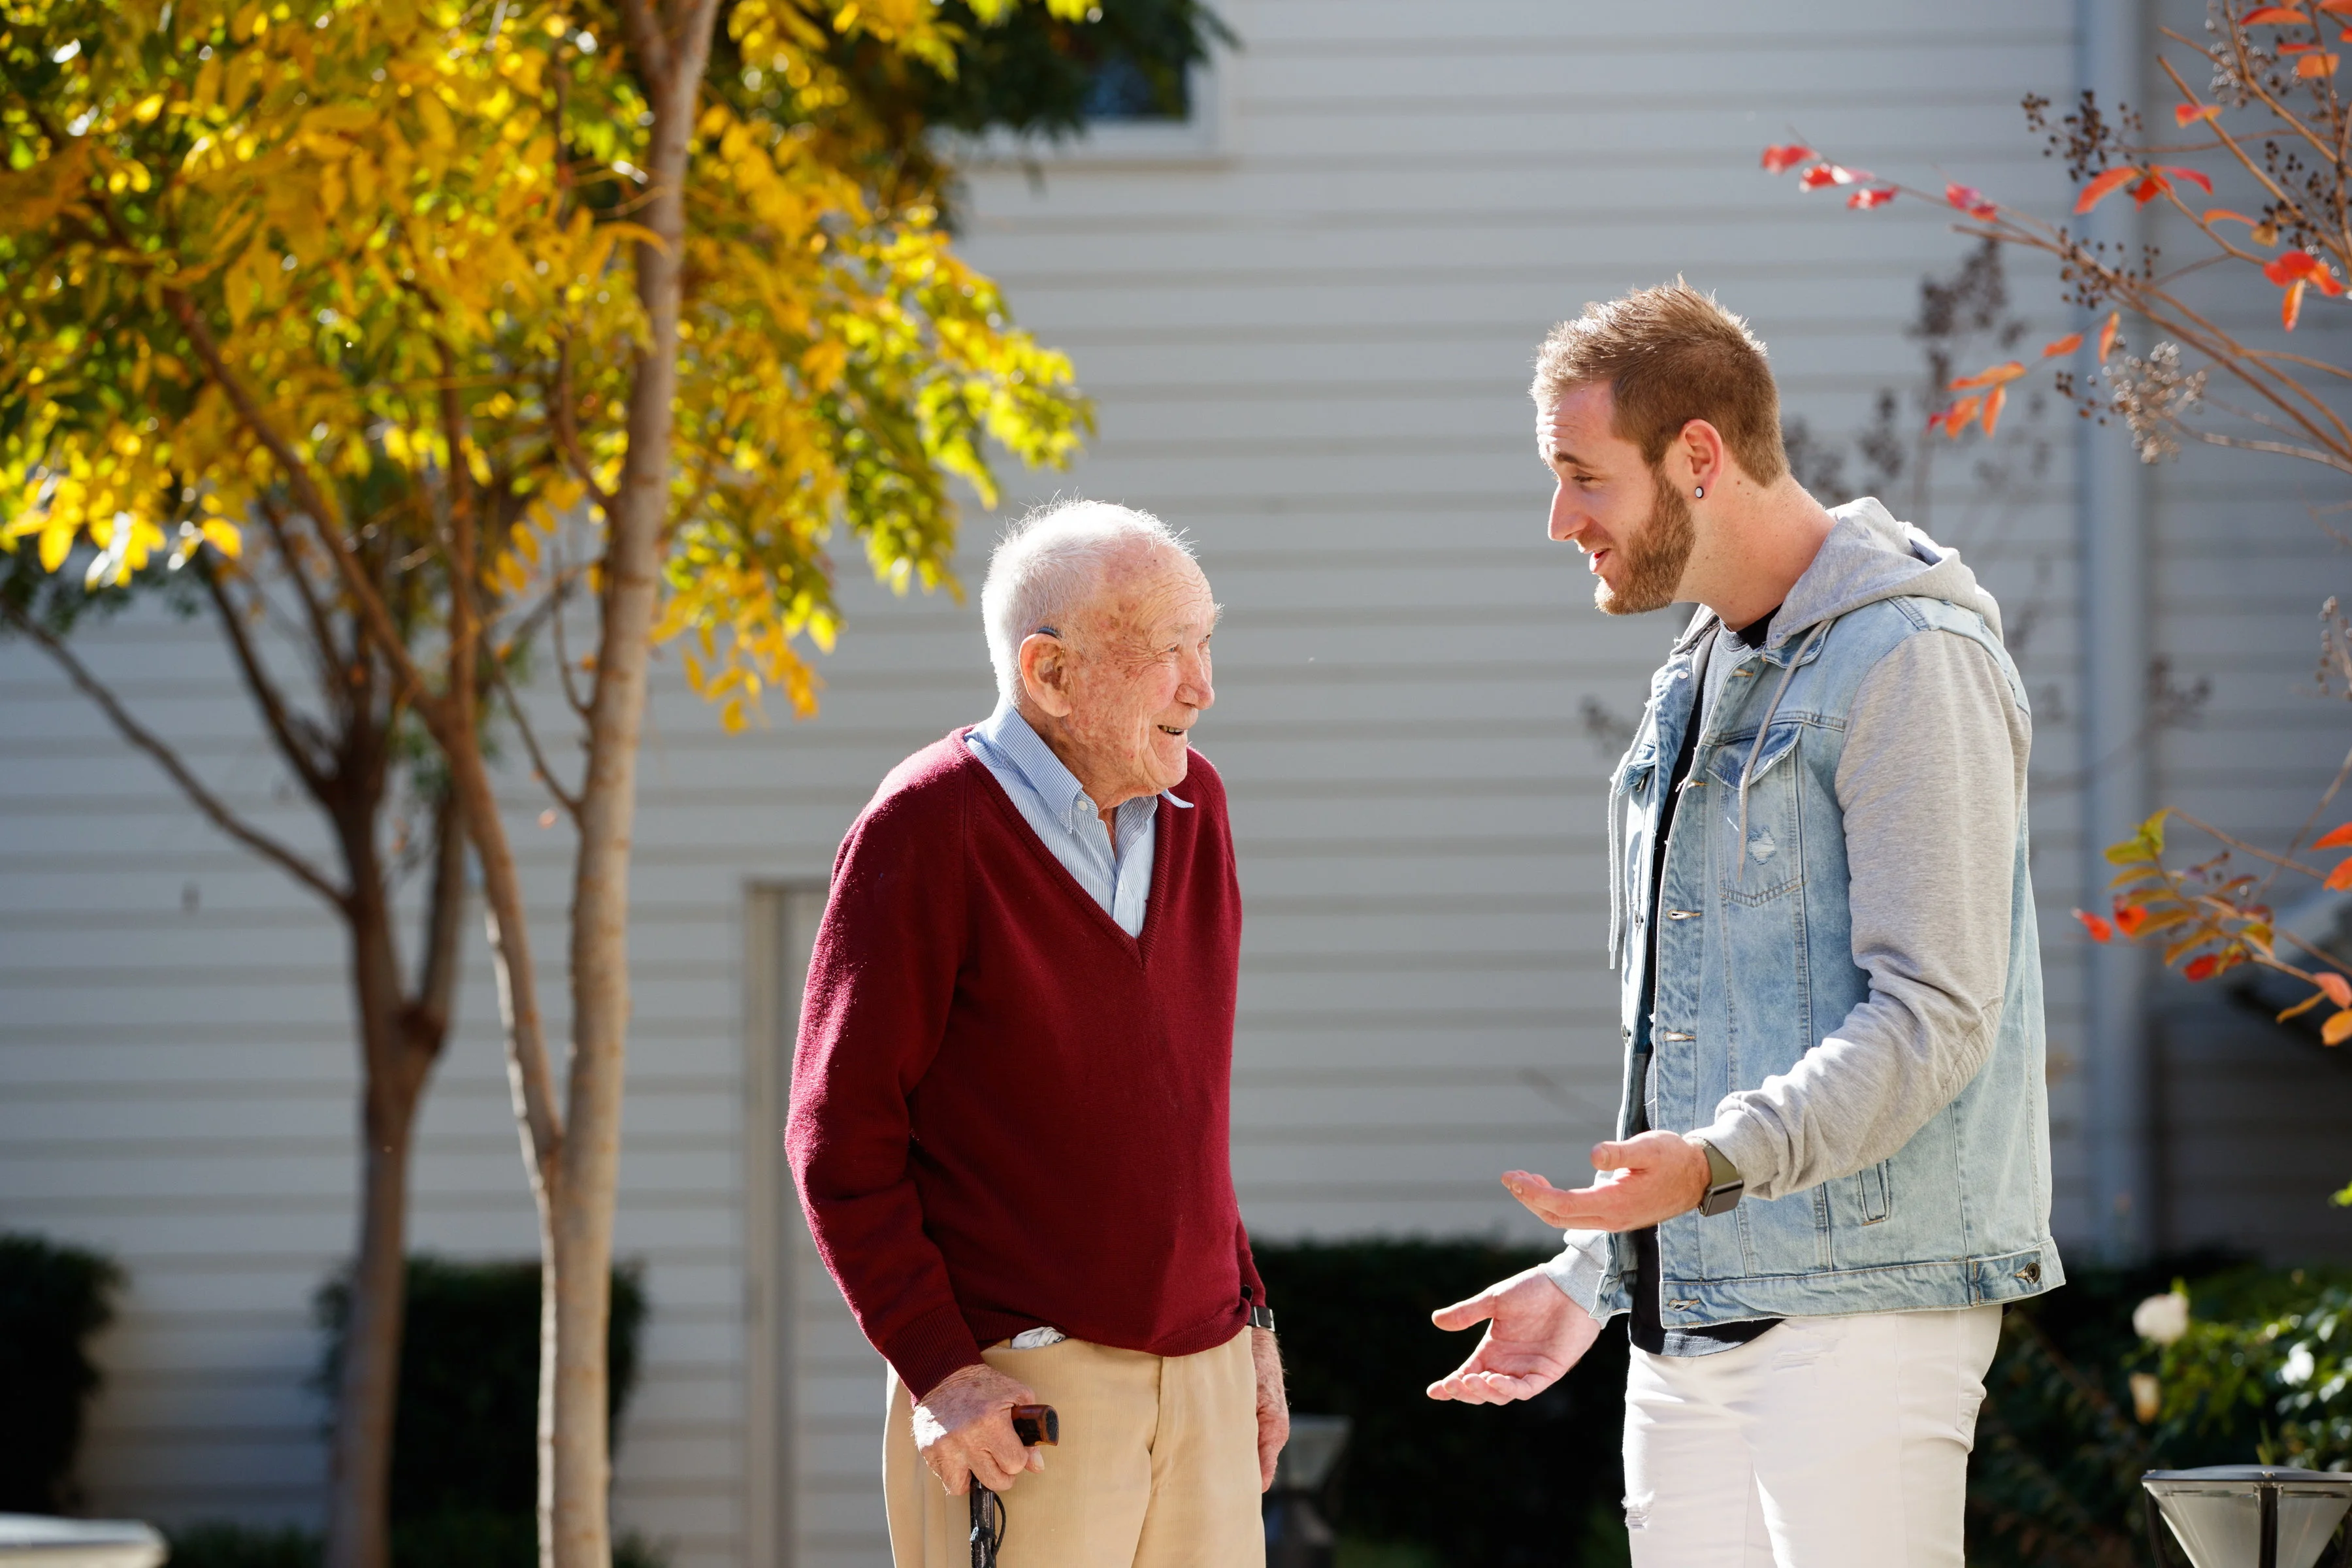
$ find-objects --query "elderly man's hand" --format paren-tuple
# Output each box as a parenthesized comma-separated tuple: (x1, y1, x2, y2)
(909, 1362, 1045, 1496)
(1500, 1131, 1711, 1233)
(1426, 1264, 1603, 1404)
(1252, 1326, 1288, 1492)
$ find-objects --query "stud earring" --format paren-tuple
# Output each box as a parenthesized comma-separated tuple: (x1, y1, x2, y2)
(1693, 485, 1705, 499)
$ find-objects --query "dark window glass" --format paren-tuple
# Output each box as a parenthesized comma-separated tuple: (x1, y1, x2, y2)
(1081, 54, 1188, 122)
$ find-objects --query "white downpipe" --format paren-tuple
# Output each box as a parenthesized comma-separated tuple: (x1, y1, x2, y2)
(2078, 0, 2156, 1262)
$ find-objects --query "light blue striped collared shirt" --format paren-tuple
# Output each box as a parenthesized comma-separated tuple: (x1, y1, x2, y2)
(963, 702, 1192, 937)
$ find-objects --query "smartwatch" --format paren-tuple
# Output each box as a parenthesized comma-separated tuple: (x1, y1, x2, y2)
(1695, 1137, 1745, 1217)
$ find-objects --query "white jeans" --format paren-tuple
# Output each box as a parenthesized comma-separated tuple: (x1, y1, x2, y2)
(1622, 1305, 2002, 1568)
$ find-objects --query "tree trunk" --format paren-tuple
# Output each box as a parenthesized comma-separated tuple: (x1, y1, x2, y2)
(322, 795, 466, 1568)
(321, 875, 412, 1568)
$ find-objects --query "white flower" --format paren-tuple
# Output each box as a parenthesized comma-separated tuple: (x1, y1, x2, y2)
(2283, 1344, 2317, 1388)
(2135, 1291, 2191, 1346)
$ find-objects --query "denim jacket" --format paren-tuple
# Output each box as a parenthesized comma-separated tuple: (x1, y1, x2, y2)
(1547, 515, 2063, 1329)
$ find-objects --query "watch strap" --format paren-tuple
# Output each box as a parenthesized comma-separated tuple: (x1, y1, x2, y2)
(1695, 1137, 1744, 1218)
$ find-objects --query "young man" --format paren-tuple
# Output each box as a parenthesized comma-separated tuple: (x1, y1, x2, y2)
(1427, 284, 2061, 1567)
(789, 500, 1284, 1568)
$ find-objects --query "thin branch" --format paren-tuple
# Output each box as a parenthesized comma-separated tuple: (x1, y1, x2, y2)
(2171, 809, 2329, 881)
(2263, 740, 2352, 898)
(493, 662, 583, 821)
(1, 596, 348, 908)
(550, 337, 617, 514)
(202, 567, 336, 798)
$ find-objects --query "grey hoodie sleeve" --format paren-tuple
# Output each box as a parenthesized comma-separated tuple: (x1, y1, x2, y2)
(1694, 629, 2029, 1200)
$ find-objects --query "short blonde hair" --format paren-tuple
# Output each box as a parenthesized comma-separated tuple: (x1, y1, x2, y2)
(1531, 282, 1787, 485)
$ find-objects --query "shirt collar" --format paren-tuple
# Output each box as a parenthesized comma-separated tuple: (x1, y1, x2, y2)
(972, 701, 1194, 830)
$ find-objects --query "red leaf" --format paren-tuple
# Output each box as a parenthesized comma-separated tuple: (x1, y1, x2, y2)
(2176, 102, 2222, 125)
(2098, 310, 2122, 363)
(2281, 39, 2323, 51)
(2328, 854, 2352, 890)
(2042, 332, 2085, 357)
(2185, 954, 2221, 982)
(2076, 908, 2117, 943)
(2321, 972, 2352, 1007)
(2299, 52, 2342, 74)
(2076, 166, 2141, 213)
(1799, 163, 1870, 191)
(2327, 1009, 2352, 1045)
(2131, 173, 2169, 206)
(1761, 144, 1815, 174)
(2313, 822, 2352, 847)
(1982, 382, 2009, 436)
(1944, 182, 1999, 219)
(2266, 248, 2326, 283)
(2285, 276, 2310, 330)
(2114, 902, 2151, 936)
(1847, 186, 1898, 210)
(1950, 359, 2028, 389)
(2157, 165, 2214, 193)
(2245, 4, 2312, 19)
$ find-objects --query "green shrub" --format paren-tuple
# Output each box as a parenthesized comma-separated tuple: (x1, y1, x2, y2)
(315, 1255, 655, 1567)
(1253, 1239, 1631, 1568)
(161, 1523, 321, 1568)
(0, 1232, 124, 1512)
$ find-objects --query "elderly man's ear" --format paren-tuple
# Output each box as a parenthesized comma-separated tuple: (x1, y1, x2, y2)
(1018, 631, 1076, 719)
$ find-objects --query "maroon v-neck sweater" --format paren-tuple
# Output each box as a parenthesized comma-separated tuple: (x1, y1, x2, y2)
(787, 731, 1262, 1399)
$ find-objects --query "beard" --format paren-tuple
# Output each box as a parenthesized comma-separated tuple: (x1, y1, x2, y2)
(1595, 464, 1697, 616)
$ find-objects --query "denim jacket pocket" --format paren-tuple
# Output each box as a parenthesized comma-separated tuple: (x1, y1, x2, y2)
(1708, 723, 1805, 904)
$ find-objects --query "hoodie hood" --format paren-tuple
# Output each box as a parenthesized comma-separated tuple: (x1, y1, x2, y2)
(1676, 496, 2004, 653)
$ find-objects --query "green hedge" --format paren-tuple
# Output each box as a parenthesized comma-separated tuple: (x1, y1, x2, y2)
(1254, 1239, 1631, 1568)
(0, 1232, 123, 1512)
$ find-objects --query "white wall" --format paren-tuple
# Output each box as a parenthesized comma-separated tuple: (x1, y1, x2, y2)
(23, 2, 2351, 1564)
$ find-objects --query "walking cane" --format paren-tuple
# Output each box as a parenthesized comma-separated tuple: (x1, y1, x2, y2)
(969, 1405, 1060, 1568)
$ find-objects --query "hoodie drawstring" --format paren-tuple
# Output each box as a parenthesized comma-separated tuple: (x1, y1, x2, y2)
(1735, 620, 1831, 889)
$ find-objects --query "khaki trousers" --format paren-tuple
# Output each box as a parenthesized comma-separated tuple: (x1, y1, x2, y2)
(883, 1329, 1264, 1568)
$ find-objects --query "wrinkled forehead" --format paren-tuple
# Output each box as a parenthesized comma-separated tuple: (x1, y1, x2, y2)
(1077, 542, 1219, 634)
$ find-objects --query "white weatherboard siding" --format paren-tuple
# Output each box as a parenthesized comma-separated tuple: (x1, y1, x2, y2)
(10, 1, 2351, 1563)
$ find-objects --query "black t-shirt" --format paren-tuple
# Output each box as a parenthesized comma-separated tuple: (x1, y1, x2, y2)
(1626, 607, 1782, 1356)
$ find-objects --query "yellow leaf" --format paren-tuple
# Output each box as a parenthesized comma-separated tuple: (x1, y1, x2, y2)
(2327, 1009, 2352, 1045)
(199, 519, 243, 559)
(39, 518, 75, 572)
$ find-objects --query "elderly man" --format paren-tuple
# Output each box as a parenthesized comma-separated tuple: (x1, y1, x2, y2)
(788, 500, 1285, 1568)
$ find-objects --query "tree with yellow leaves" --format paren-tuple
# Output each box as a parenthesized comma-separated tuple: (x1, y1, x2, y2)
(0, 0, 1217, 1561)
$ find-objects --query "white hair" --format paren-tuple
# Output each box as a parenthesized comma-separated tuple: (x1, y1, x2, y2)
(981, 499, 1194, 704)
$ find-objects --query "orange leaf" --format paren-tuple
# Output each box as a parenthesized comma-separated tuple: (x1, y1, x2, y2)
(2157, 165, 2214, 194)
(2266, 248, 2326, 283)
(2326, 0, 2352, 13)
(2327, 1009, 2352, 1045)
(1932, 397, 1982, 438)
(2076, 908, 2116, 943)
(2113, 903, 2149, 937)
(1946, 182, 1999, 220)
(2285, 276, 2310, 330)
(2281, 39, 2323, 51)
(2176, 102, 2222, 125)
(2204, 208, 2264, 228)
(2245, 3, 2311, 18)
(1761, 144, 1814, 174)
(2184, 954, 2221, 982)
(2042, 332, 2084, 357)
(2322, 972, 2352, 1007)
(2076, 166, 2140, 213)
(1982, 382, 2009, 436)
(1800, 163, 1870, 191)
(2299, 52, 2342, 74)
(2098, 310, 2122, 363)
(1950, 360, 2028, 390)
(1847, 186, 1897, 210)
(2328, 854, 2352, 889)
(2314, 822, 2352, 847)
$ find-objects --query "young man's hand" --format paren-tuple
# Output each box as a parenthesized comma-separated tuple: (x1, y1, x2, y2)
(1425, 1264, 1603, 1403)
(1251, 1326, 1288, 1492)
(1500, 1130, 1711, 1232)
(910, 1362, 1045, 1495)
